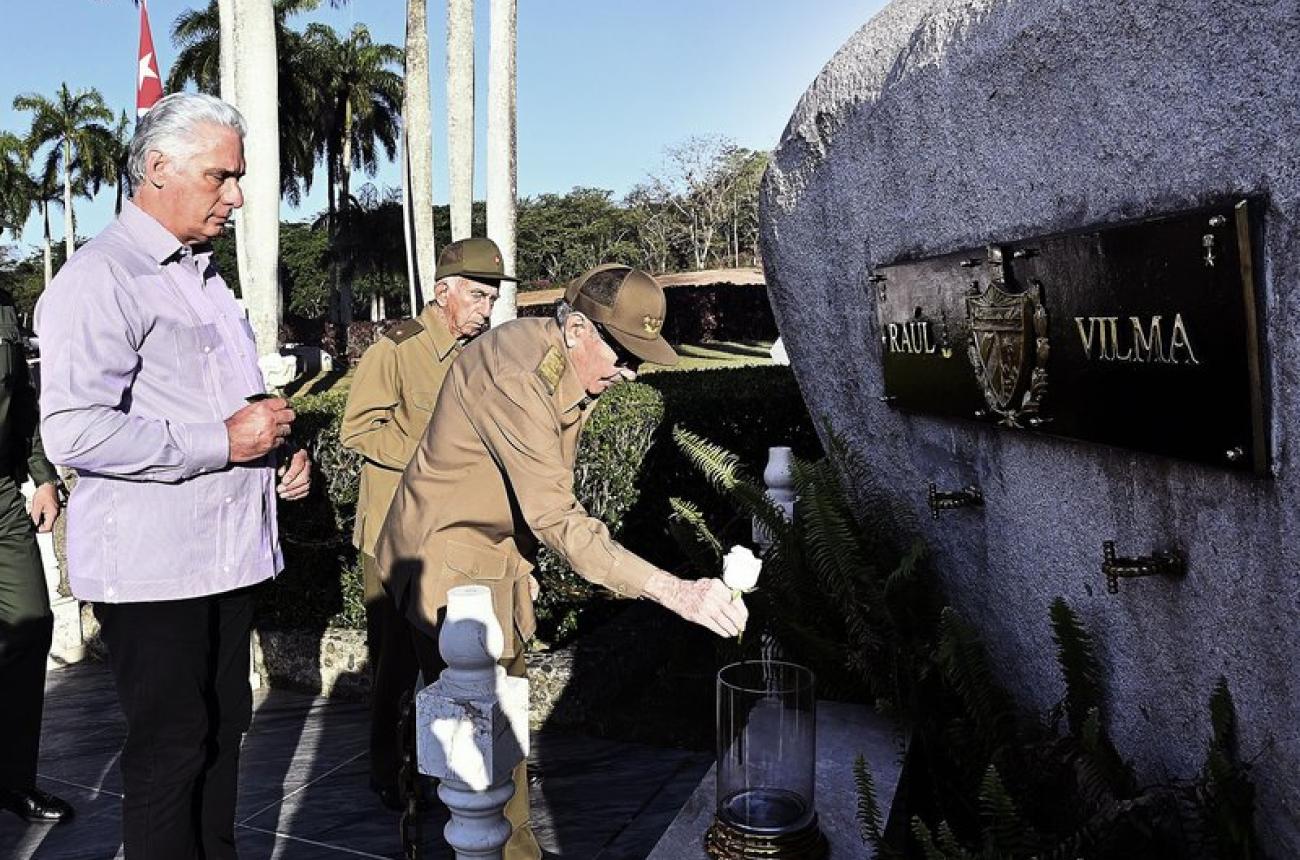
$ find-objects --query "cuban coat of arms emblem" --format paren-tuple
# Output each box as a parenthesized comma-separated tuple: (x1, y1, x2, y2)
(965, 279, 1050, 428)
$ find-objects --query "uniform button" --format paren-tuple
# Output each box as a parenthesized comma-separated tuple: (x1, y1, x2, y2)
(203, 346, 212, 354)
(105, 517, 114, 525)
(225, 497, 234, 504)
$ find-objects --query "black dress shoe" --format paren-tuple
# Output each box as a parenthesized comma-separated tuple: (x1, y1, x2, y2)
(0, 787, 74, 823)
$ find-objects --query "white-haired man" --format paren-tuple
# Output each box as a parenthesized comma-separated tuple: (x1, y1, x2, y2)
(35, 92, 311, 858)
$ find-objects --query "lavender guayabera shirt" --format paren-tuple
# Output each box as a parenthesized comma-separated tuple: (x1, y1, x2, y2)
(35, 201, 281, 602)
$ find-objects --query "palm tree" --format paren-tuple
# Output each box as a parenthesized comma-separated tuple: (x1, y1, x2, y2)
(168, 0, 319, 207)
(404, 0, 437, 310)
(105, 111, 133, 215)
(0, 133, 33, 239)
(305, 22, 403, 323)
(12, 83, 115, 260)
(487, 0, 518, 323)
(446, 0, 474, 242)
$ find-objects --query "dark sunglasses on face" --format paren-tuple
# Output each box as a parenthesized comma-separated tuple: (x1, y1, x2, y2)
(593, 322, 642, 371)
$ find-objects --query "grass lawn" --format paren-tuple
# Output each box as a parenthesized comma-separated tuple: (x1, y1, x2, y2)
(286, 339, 776, 398)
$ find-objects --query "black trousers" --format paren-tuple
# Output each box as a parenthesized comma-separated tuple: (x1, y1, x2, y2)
(361, 553, 419, 790)
(0, 478, 52, 792)
(95, 586, 255, 860)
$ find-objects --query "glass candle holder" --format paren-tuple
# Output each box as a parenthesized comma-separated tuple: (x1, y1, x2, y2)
(715, 660, 816, 837)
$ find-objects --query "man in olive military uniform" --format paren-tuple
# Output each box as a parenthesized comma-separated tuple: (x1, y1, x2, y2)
(0, 290, 72, 824)
(375, 264, 749, 860)
(340, 238, 510, 810)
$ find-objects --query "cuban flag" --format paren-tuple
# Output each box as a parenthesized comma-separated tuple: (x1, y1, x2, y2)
(136, 0, 163, 118)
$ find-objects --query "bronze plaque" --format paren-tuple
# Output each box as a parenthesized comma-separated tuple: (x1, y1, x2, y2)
(874, 200, 1267, 474)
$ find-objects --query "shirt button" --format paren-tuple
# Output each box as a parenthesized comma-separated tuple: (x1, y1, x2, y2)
(203, 346, 212, 354)
(225, 497, 234, 504)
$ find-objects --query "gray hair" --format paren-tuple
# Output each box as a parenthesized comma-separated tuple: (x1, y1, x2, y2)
(555, 299, 574, 326)
(128, 93, 247, 187)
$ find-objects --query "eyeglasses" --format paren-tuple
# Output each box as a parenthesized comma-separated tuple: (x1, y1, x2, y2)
(593, 322, 642, 371)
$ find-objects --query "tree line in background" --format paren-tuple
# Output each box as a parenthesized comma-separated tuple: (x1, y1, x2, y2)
(0, 0, 767, 324)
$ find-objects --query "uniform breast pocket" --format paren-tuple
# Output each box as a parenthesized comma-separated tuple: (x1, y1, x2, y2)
(440, 540, 515, 644)
(173, 323, 224, 384)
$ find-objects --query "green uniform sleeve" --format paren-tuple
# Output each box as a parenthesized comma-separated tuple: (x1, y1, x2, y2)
(340, 339, 420, 471)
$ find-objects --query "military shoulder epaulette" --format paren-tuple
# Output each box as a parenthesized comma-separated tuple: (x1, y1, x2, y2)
(534, 345, 566, 395)
(384, 318, 425, 344)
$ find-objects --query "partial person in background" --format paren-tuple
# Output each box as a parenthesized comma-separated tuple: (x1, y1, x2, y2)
(376, 264, 749, 860)
(35, 92, 311, 860)
(340, 237, 509, 811)
(0, 288, 70, 825)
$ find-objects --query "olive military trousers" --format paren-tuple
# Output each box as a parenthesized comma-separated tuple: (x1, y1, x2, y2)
(362, 553, 420, 792)
(411, 623, 541, 860)
(0, 477, 52, 793)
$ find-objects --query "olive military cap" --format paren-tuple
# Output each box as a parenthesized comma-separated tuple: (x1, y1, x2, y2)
(564, 264, 679, 366)
(435, 237, 517, 282)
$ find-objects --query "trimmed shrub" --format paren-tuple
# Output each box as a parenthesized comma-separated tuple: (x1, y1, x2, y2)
(258, 389, 363, 630)
(534, 382, 665, 641)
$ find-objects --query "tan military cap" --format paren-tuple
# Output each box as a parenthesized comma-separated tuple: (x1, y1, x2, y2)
(435, 237, 517, 281)
(565, 264, 679, 366)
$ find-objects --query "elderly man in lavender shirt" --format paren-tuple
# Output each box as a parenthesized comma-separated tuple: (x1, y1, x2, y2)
(34, 93, 310, 859)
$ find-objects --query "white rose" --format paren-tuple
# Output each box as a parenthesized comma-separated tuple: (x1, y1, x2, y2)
(722, 545, 762, 594)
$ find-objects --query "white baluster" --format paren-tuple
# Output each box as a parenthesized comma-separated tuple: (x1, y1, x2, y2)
(418, 585, 530, 860)
(753, 445, 795, 550)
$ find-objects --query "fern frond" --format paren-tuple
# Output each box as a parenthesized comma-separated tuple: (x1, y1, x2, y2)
(666, 497, 723, 576)
(1049, 597, 1103, 737)
(937, 608, 1016, 754)
(855, 754, 895, 856)
(673, 425, 792, 540)
(912, 818, 953, 860)
(979, 765, 1037, 857)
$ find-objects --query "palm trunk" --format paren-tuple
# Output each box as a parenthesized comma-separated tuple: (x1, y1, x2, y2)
(486, 0, 517, 324)
(338, 100, 354, 326)
(405, 0, 436, 305)
(62, 140, 74, 259)
(223, 0, 283, 356)
(446, 0, 474, 241)
(42, 201, 52, 287)
(400, 126, 419, 315)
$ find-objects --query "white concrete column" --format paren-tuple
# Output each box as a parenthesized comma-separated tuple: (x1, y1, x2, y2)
(447, 0, 475, 242)
(419, 585, 529, 860)
(405, 0, 437, 307)
(220, 0, 282, 359)
(486, 0, 518, 324)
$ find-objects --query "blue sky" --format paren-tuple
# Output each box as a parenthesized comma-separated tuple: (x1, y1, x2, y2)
(0, 0, 882, 254)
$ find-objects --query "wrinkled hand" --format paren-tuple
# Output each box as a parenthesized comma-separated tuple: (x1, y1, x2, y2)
(644, 572, 748, 638)
(277, 448, 311, 501)
(226, 398, 295, 463)
(30, 482, 60, 533)
(529, 574, 540, 601)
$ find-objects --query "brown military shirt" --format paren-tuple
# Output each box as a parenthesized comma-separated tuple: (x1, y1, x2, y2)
(374, 316, 658, 657)
(340, 303, 460, 558)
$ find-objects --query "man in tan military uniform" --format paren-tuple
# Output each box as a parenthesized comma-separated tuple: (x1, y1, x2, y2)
(340, 237, 511, 810)
(375, 264, 749, 860)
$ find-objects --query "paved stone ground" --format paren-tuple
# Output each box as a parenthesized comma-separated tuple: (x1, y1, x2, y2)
(1, 661, 711, 859)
